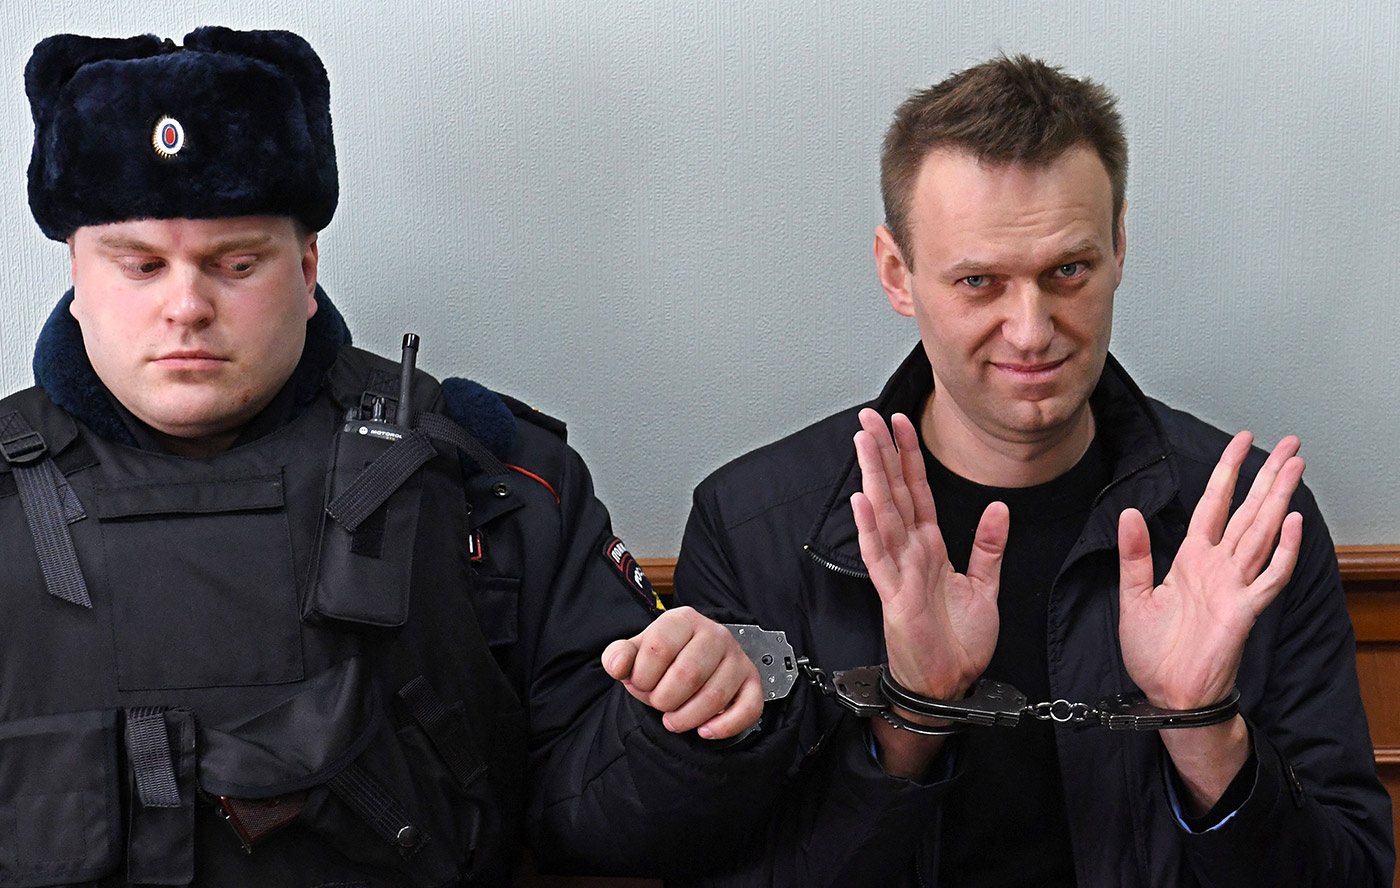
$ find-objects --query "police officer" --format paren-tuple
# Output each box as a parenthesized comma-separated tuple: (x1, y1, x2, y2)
(3, 27, 781, 886)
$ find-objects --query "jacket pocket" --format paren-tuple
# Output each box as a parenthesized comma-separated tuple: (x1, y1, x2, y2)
(470, 575, 519, 651)
(0, 710, 121, 887)
(95, 472, 303, 690)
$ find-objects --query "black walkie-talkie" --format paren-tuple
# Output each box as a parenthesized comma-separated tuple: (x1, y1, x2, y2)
(343, 333, 419, 440)
(395, 333, 418, 428)
(306, 334, 428, 628)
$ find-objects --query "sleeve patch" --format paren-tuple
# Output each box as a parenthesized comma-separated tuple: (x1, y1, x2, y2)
(602, 536, 664, 615)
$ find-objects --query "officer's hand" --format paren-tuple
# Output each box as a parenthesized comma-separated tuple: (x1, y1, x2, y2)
(601, 606, 763, 740)
(1118, 431, 1304, 710)
(852, 409, 1008, 702)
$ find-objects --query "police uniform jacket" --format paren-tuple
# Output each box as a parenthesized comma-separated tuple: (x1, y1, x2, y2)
(673, 343, 1394, 887)
(0, 290, 791, 887)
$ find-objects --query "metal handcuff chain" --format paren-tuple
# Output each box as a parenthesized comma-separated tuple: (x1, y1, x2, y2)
(724, 624, 1241, 735)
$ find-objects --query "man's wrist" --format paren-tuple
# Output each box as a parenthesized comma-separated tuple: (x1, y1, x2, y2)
(887, 702, 958, 730)
(1160, 714, 1252, 817)
(870, 713, 951, 780)
(884, 661, 972, 706)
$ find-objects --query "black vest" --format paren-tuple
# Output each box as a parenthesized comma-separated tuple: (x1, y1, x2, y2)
(0, 347, 525, 887)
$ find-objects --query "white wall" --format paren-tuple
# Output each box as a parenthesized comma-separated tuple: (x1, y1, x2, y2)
(1, 1, 1395, 555)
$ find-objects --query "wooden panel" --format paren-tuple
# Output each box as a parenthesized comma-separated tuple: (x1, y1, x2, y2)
(1356, 645, 1400, 750)
(637, 557, 675, 600)
(1349, 589, 1400, 643)
(1339, 545, 1400, 582)
(1343, 547, 1400, 885)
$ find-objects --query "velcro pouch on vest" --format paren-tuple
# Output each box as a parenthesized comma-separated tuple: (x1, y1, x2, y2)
(123, 707, 196, 886)
(305, 420, 429, 628)
(0, 710, 121, 887)
(298, 675, 516, 886)
(198, 657, 506, 886)
(198, 658, 382, 800)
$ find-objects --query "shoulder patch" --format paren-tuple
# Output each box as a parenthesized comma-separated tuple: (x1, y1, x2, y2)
(497, 392, 567, 441)
(601, 535, 664, 616)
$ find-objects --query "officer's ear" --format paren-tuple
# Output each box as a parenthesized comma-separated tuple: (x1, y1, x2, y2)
(301, 230, 319, 320)
(875, 224, 915, 318)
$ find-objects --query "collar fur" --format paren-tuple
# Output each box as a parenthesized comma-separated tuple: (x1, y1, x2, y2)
(31, 286, 514, 458)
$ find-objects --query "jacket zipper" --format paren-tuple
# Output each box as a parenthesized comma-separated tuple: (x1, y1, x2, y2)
(1090, 453, 1168, 511)
(803, 544, 869, 579)
(807, 542, 939, 887)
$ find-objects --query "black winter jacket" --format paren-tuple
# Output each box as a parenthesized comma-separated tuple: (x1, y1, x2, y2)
(674, 343, 1393, 887)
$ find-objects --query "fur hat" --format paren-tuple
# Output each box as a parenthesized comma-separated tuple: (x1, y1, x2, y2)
(26, 27, 337, 241)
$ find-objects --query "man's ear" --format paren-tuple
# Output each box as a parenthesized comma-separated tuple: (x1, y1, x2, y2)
(875, 225, 915, 317)
(302, 231, 319, 319)
(1113, 200, 1127, 285)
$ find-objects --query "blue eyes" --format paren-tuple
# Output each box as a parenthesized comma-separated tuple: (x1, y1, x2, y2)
(958, 262, 1088, 288)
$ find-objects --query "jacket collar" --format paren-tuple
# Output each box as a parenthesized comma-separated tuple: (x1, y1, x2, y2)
(28, 287, 518, 461)
(31, 285, 351, 448)
(803, 342, 1183, 575)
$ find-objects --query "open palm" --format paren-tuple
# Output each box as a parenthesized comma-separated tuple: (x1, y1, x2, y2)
(851, 409, 1008, 701)
(1119, 431, 1304, 710)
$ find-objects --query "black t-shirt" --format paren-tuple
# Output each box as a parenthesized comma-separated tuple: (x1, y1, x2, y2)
(925, 436, 1111, 888)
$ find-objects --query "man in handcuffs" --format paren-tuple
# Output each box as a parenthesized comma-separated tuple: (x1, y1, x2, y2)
(672, 55, 1393, 886)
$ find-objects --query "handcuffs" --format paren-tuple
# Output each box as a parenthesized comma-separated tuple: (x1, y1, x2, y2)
(726, 624, 1240, 738)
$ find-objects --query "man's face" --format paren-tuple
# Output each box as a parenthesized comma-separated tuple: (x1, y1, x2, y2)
(69, 216, 318, 452)
(875, 146, 1124, 458)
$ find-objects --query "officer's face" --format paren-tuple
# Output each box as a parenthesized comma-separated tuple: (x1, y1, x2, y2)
(69, 216, 318, 454)
(875, 146, 1124, 464)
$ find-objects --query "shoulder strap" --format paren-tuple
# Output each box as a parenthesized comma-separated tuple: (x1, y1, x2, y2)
(0, 410, 91, 607)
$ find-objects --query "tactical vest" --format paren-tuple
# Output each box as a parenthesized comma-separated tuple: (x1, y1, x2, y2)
(0, 346, 526, 887)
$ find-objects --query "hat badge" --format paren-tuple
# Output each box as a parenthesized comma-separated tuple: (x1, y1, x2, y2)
(152, 116, 185, 158)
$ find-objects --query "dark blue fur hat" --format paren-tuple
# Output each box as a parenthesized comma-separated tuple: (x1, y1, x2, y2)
(26, 27, 337, 241)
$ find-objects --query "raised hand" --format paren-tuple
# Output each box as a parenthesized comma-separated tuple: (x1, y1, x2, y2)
(1118, 431, 1304, 711)
(602, 606, 764, 740)
(851, 409, 1009, 702)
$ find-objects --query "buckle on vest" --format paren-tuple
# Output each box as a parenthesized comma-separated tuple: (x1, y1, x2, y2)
(0, 429, 47, 466)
